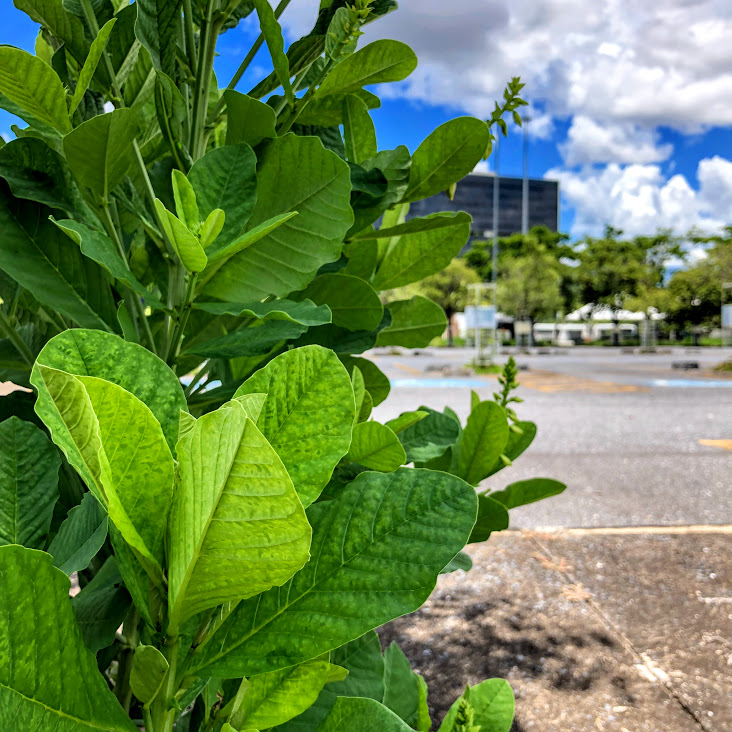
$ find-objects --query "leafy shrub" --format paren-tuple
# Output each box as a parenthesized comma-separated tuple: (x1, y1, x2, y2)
(0, 1, 564, 730)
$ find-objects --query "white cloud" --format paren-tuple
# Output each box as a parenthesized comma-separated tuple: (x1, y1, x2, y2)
(547, 157, 732, 238)
(559, 116, 673, 166)
(278, 1, 732, 133)
(0, 132, 9, 143)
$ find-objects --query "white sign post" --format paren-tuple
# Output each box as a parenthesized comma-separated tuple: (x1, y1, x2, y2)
(467, 282, 497, 366)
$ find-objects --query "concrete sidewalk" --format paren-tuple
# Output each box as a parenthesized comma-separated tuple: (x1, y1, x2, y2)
(381, 528, 731, 732)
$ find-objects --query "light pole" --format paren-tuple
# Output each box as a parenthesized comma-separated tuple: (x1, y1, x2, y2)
(521, 115, 531, 235)
(491, 136, 500, 356)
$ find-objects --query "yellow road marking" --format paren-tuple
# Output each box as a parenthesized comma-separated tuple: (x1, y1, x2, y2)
(394, 362, 422, 375)
(516, 370, 646, 393)
(699, 439, 732, 451)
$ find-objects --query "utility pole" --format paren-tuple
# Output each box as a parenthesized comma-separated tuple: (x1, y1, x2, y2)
(492, 136, 500, 356)
(521, 115, 530, 235)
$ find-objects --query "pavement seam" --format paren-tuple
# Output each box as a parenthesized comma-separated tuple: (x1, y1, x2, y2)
(518, 525, 732, 536)
(523, 530, 713, 732)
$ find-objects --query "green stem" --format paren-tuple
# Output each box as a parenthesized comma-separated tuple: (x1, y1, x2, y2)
(184, 362, 212, 397)
(143, 706, 154, 732)
(183, 0, 198, 73)
(152, 638, 180, 732)
(79, 0, 122, 100)
(114, 609, 140, 713)
(277, 60, 333, 136)
(167, 273, 198, 366)
(0, 308, 35, 365)
(190, 1, 220, 159)
(212, 0, 293, 118)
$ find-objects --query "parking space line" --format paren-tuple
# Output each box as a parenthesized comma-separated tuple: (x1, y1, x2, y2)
(698, 439, 732, 451)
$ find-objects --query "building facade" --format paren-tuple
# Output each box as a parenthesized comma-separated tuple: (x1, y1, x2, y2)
(408, 174, 560, 238)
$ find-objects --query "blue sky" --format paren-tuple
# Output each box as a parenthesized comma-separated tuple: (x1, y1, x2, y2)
(3, 0, 732, 244)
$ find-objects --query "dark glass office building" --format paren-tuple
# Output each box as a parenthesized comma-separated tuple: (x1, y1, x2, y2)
(408, 174, 560, 238)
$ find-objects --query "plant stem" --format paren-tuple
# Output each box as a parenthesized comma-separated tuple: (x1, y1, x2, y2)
(183, 0, 198, 74)
(114, 608, 140, 713)
(153, 638, 180, 732)
(212, 0, 293, 118)
(167, 273, 198, 366)
(0, 308, 35, 365)
(79, 0, 122, 100)
(143, 706, 154, 732)
(277, 60, 333, 136)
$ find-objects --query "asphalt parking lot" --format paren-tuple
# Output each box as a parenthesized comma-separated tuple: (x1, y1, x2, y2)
(370, 346, 732, 529)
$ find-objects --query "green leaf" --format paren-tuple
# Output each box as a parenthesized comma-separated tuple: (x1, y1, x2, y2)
(134, 0, 182, 77)
(0, 137, 96, 224)
(372, 213, 472, 290)
(34, 368, 175, 582)
(343, 95, 377, 164)
(383, 643, 421, 728)
(48, 492, 107, 574)
(340, 356, 390, 406)
(189, 468, 477, 678)
(488, 478, 566, 510)
(241, 658, 332, 729)
(203, 134, 354, 302)
(317, 697, 414, 731)
(298, 90, 380, 127)
(0, 46, 70, 134)
(385, 411, 428, 435)
(225, 90, 277, 147)
(189, 143, 258, 249)
(440, 550, 472, 574)
(32, 329, 187, 451)
(347, 421, 406, 472)
(298, 273, 383, 332)
(350, 366, 365, 419)
(0, 189, 116, 331)
(342, 238, 378, 280)
(172, 168, 200, 230)
(378, 296, 447, 348)
(439, 679, 514, 732)
(359, 211, 473, 240)
(52, 218, 165, 308)
(185, 320, 308, 359)
(167, 400, 311, 632)
(0, 545, 138, 731)
(130, 644, 169, 707)
(234, 346, 354, 508)
(195, 299, 332, 327)
(63, 108, 140, 200)
(487, 420, 537, 477)
(399, 407, 459, 463)
(204, 212, 298, 266)
(468, 494, 509, 544)
(200, 208, 226, 250)
(316, 40, 417, 97)
(154, 198, 208, 272)
(251, 0, 294, 106)
(68, 18, 116, 116)
(71, 554, 133, 653)
(456, 402, 509, 486)
(403, 117, 491, 203)
(0, 416, 60, 549)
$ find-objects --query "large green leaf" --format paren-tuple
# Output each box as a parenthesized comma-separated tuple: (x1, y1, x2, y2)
(488, 478, 566, 510)
(185, 320, 307, 359)
(0, 192, 116, 331)
(371, 212, 471, 290)
(203, 134, 353, 301)
(316, 40, 417, 97)
(189, 468, 477, 677)
(378, 296, 447, 347)
(297, 273, 383, 331)
(316, 697, 413, 731)
(48, 492, 107, 574)
(130, 644, 169, 707)
(195, 299, 332, 327)
(383, 643, 421, 729)
(134, 0, 182, 77)
(189, 143, 258, 249)
(0, 417, 60, 549)
(347, 421, 405, 472)
(343, 94, 377, 164)
(486, 420, 536, 477)
(63, 108, 140, 200)
(468, 494, 509, 544)
(225, 91, 277, 147)
(456, 401, 509, 486)
(340, 356, 390, 406)
(438, 679, 514, 732)
(274, 631, 386, 732)
(167, 400, 310, 632)
(403, 117, 491, 203)
(0, 137, 95, 224)
(32, 329, 187, 450)
(52, 218, 165, 308)
(0, 46, 70, 134)
(234, 346, 354, 508)
(34, 367, 175, 582)
(399, 407, 459, 463)
(13, 0, 89, 65)
(240, 658, 332, 729)
(0, 545, 137, 731)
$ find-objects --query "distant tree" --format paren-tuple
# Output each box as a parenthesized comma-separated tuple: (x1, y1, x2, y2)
(384, 259, 481, 346)
(574, 227, 683, 344)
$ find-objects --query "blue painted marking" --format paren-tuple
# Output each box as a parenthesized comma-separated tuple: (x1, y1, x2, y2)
(650, 379, 732, 388)
(391, 378, 491, 389)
